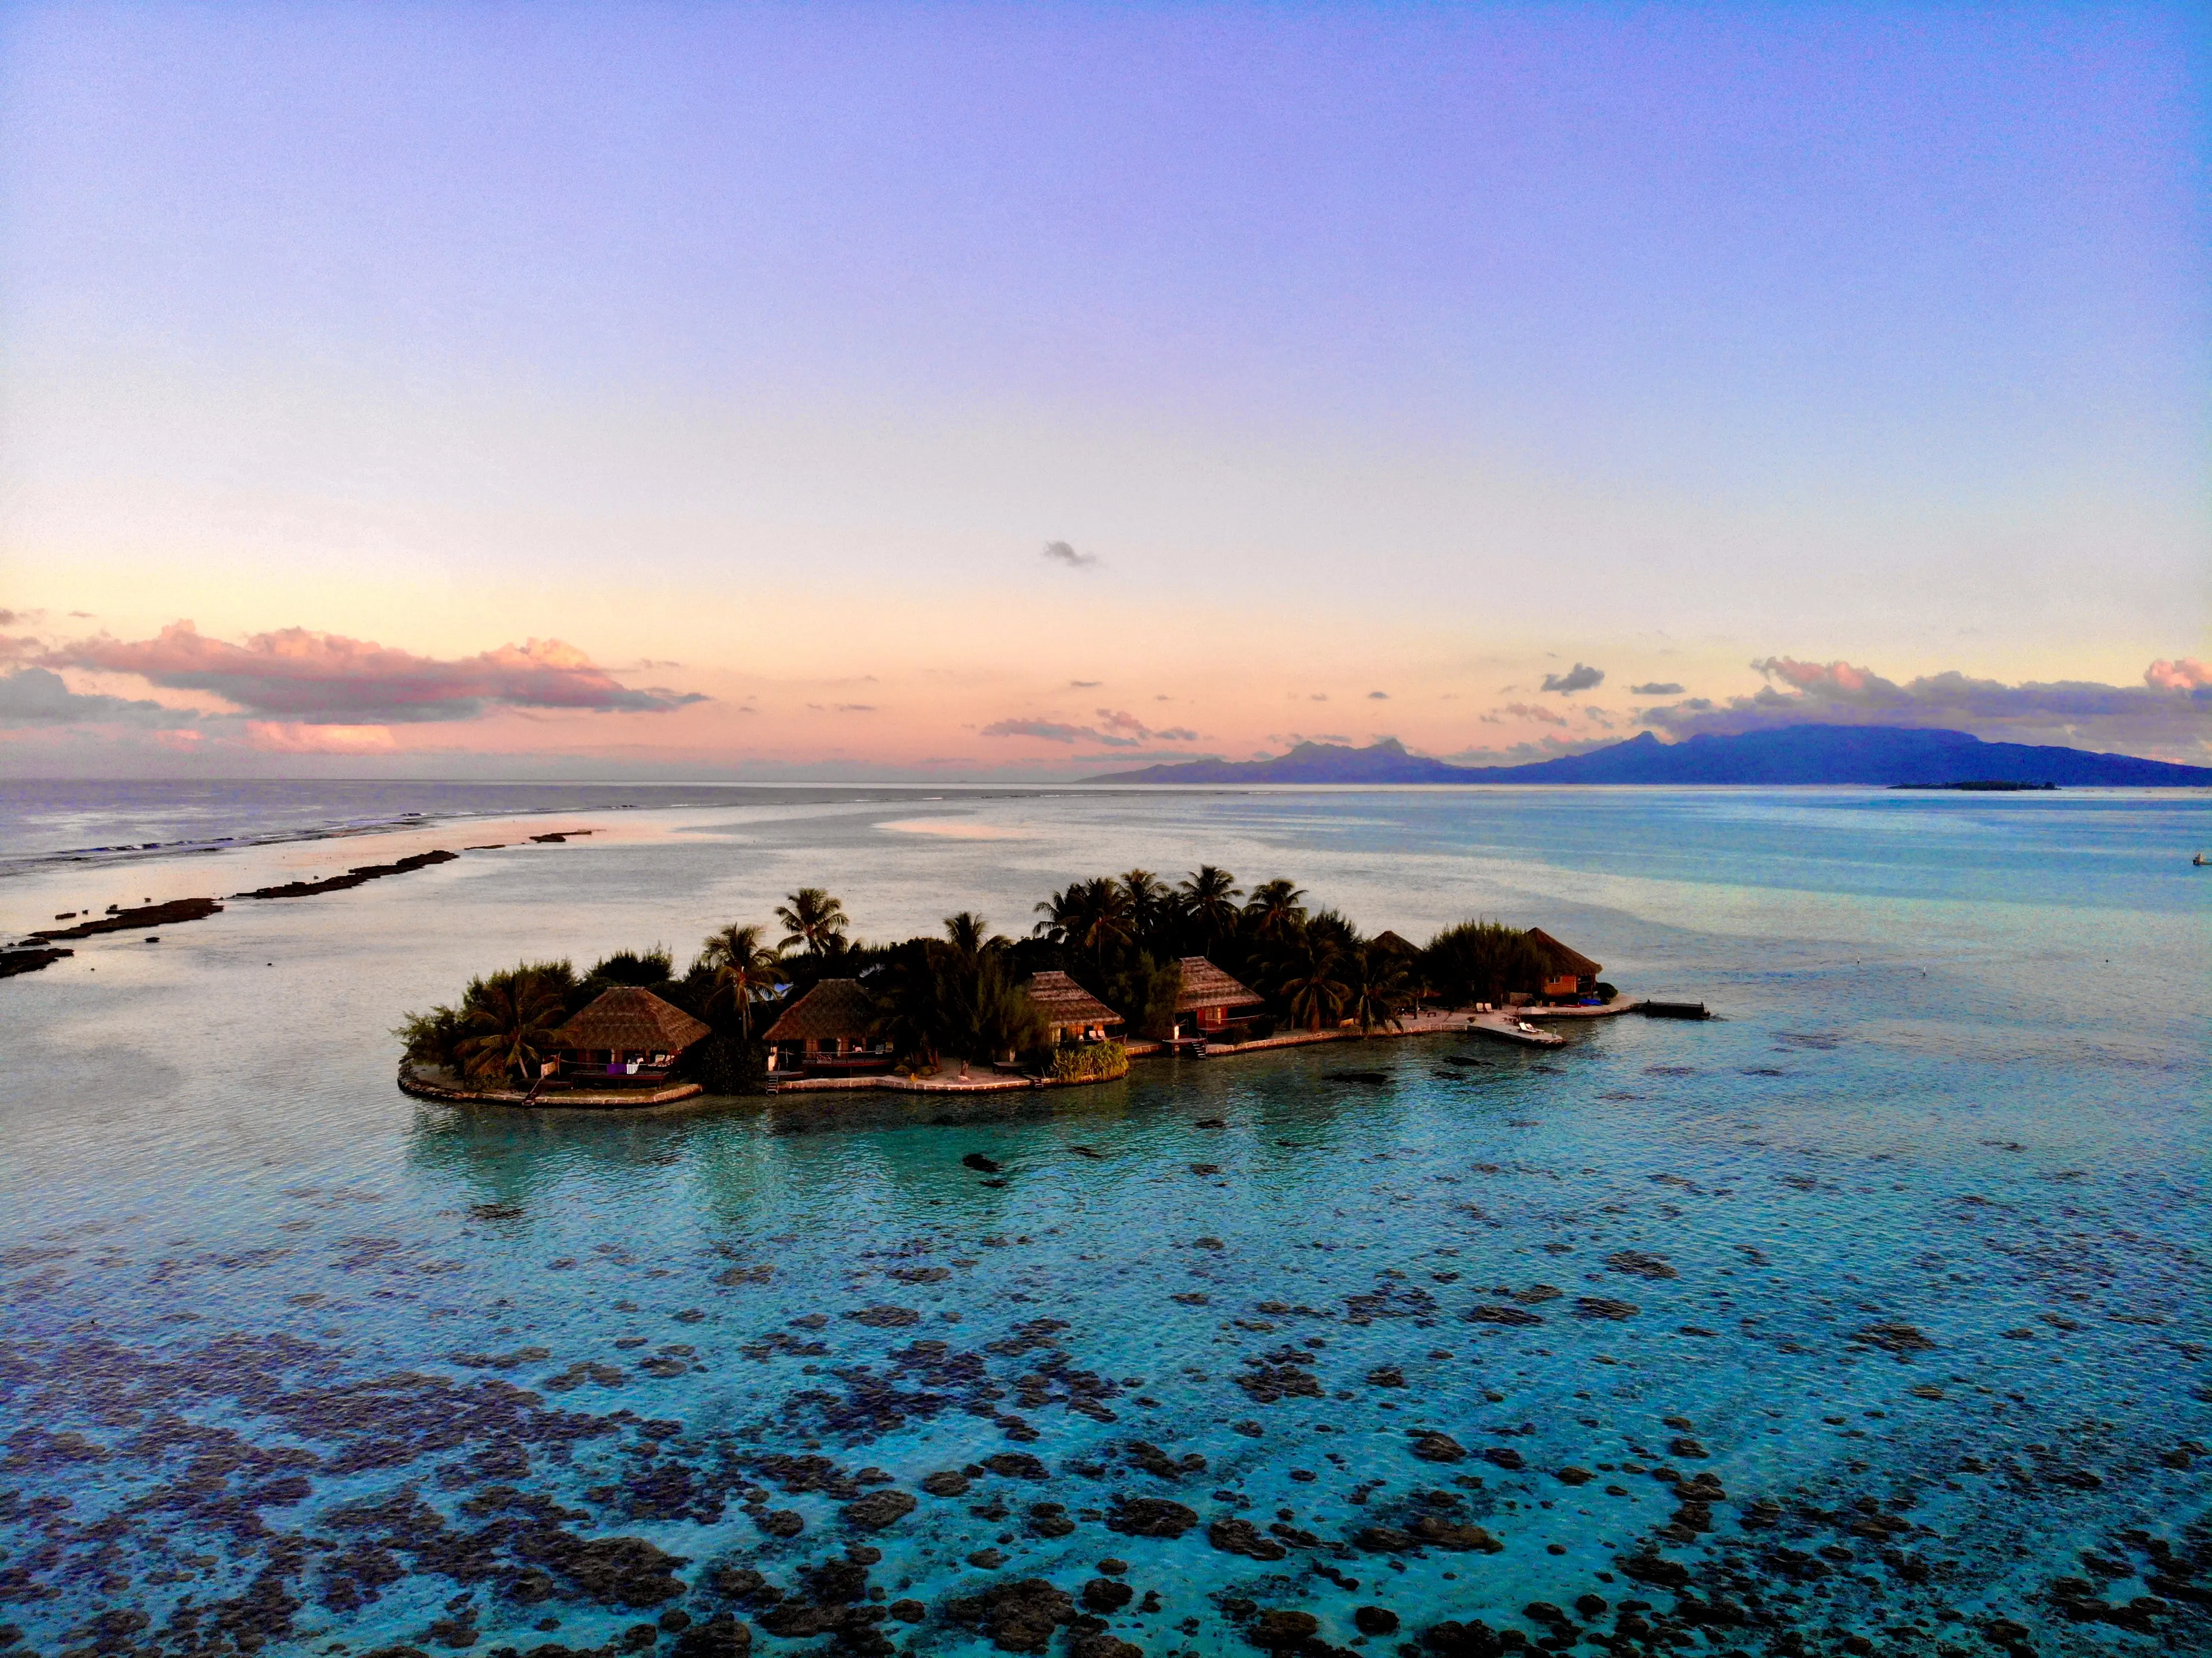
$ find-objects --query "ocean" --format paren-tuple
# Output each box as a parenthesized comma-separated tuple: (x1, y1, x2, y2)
(2, 780, 2207, 1657)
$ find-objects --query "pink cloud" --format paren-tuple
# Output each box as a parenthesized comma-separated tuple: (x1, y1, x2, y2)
(47, 622, 707, 724)
(2146, 658, 2210, 692)
(245, 722, 399, 754)
(1636, 654, 2211, 759)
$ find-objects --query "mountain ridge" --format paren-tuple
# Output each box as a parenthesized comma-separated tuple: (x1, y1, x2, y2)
(1082, 726, 2212, 786)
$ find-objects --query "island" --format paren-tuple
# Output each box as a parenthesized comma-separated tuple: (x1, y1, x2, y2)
(1085, 724, 2212, 787)
(395, 867, 1653, 1107)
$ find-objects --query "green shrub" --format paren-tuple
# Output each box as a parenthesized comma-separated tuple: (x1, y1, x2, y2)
(1048, 1040, 1129, 1083)
(679, 1032, 768, 1095)
(394, 1004, 466, 1070)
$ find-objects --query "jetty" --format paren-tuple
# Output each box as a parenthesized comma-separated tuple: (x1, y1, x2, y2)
(399, 1064, 702, 1109)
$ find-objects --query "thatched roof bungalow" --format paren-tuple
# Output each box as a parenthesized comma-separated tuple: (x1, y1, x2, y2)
(763, 978, 888, 1073)
(548, 987, 711, 1087)
(1175, 957, 1264, 1034)
(1526, 928, 1603, 999)
(1021, 970, 1124, 1044)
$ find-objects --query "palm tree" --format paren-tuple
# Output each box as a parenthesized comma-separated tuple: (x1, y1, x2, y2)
(776, 887, 850, 954)
(1033, 878, 1133, 960)
(1032, 884, 1079, 944)
(942, 911, 1009, 964)
(1177, 865, 1242, 948)
(1244, 878, 1308, 944)
(1277, 933, 1351, 1032)
(869, 943, 945, 1072)
(698, 921, 784, 1037)
(1121, 869, 1173, 945)
(1345, 942, 1412, 1036)
(455, 966, 570, 1085)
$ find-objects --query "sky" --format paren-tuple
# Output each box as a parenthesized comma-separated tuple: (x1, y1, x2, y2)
(2, 1, 2207, 779)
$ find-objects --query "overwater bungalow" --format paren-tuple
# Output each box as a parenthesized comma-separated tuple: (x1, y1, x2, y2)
(764, 978, 892, 1077)
(1526, 928, 1603, 1000)
(1021, 970, 1125, 1045)
(1175, 956, 1266, 1041)
(545, 986, 711, 1089)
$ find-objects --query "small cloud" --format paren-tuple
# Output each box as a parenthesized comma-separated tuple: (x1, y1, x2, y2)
(1630, 681, 1683, 696)
(834, 703, 876, 713)
(68, 610, 93, 618)
(1310, 693, 1329, 701)
(1154, 694, 1171, 701)
(985, 708, 1199, 749)
(1367, 690, 1389, 700)
(1042, 539, 1099, 570)
(1069, 679, 1102, 688)
(246, 722, 396, 754)
(982, 718, 1090, 744)
(1541, 663, 1604, 695)
(1485, 700, 1570, 726)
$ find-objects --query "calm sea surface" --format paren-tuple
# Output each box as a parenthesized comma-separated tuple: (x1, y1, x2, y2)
(2, 783, 2207, 1658)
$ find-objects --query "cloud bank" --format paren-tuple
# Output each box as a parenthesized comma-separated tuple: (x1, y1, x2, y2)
(45, 623, 707, 724)
(0, 666, 202, 729)
(1639, 657, 2211, 758)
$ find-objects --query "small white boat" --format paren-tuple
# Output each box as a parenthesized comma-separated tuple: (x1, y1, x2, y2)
(2196, 852, 2208, 866)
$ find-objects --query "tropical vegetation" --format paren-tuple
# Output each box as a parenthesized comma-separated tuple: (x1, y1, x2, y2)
(399, 872, 1592, 1093)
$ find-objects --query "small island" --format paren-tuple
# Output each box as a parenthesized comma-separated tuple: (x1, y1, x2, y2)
(396, 866, 1632, 1107)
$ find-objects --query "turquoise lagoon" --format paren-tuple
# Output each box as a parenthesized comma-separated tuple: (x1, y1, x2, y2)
(1, 783, 2206, 1657)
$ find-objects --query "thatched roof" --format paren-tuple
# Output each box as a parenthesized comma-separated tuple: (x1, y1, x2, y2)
(550, 987, 711, 1054)
(1022, 970, 1120, 1028)
(1526, 928, 1602, 978)
(1176, 956, 1260, 1011)
(1371, 930, 1418, 958)
(764, 978, 877, 1042)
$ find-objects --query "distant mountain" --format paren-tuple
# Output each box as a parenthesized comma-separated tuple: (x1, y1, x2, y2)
(1084, 726, 2212, 786)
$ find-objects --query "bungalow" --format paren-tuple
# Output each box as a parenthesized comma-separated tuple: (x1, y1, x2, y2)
(1022, 970, 1125, 1046)
(1525, 928, 1603, 1000)
(1175, 956, 1265, 1039)
(545, 986, 711, 1089)
(763, 978, 890, 1076)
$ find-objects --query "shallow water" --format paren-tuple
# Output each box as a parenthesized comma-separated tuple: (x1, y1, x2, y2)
(2, 785, 2207, 1657)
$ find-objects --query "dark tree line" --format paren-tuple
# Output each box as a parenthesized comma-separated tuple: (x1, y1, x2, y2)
(398, 867, 1590, 1091)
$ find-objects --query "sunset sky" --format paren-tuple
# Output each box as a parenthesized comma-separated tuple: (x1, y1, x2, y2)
(3, 2, 2207, 778)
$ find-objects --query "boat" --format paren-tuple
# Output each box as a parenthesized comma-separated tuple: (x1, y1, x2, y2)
(2196, 852, 2207, 867)
(1468, 1012, 1566, 1049)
